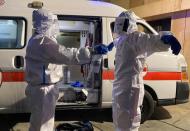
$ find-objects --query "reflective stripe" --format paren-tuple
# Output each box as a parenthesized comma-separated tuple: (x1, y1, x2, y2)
(102, 70, 114, 80)
(102, 70, 181, 80)
(1, 70, 182, 82)
(2, 72, 25, 82)
(143, 72, 181, 80)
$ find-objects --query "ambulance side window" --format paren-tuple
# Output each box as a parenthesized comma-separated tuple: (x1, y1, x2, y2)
(110, 22, 116, 39)
(110, 22, 153, 35)
(110, 22, 115, 33)
(137, 23, 153, 34)
(0, 17, 26, 49)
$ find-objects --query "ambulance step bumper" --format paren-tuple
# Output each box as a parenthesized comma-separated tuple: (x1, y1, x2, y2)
(176, 82, 190, 104)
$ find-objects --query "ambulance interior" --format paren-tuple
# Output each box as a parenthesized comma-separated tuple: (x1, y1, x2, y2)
(56, 16, 102, 107)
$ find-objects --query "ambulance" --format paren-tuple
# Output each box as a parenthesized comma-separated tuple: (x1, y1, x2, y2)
(0, 0, 189, 122)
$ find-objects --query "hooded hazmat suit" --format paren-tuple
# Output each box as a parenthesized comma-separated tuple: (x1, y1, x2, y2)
(25, 9, 93, 131)
(112, 11, 181, 131)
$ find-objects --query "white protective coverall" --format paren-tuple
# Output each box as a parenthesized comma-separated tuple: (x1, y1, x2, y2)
(112, 11, 170, 131)
(25, 9, 91, 131)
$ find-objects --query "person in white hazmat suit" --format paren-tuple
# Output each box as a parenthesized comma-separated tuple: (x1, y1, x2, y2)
(111, 11, 181, 131)
(25, 9, 108, 131)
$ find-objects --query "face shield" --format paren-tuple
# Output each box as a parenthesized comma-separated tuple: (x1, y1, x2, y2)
(32, 9, 60, 39)
(114, 11, 138, 38)
(47, 14, 60, 39)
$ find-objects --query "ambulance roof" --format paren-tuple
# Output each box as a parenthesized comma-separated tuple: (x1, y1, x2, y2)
(1, 0, 127, 17)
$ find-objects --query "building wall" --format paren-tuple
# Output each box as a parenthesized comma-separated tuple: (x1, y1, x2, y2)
(171, 11, 186, 52)
(105, 0, 130, 9)
(130, 0, 160, 8)
(131, 0, 190, 20)
(107, 0, 156, 8)
(184, 11, 190, 65)
(179, 11, 190, 79)
(170, 11, 190, 82)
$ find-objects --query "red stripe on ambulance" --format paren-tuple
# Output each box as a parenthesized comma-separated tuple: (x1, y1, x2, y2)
(1, 71, 181, 82)
(102, 70, 181, 80)
(102, 70, 114, 80)
(143, 72, 181, 80)
(1, 72, 25, 82)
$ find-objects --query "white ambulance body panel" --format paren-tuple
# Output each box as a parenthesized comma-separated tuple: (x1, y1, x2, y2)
(0, 0, 189, 116)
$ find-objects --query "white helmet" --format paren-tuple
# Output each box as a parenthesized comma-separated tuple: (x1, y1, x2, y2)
(114, 11, 138, 37)
(32, 9, 59, 39)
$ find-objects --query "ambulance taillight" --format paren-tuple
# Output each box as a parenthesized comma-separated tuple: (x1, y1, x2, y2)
(181, 66, 189, 82)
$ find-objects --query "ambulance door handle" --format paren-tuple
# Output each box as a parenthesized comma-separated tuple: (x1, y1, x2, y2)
(14, 56, 24, 69)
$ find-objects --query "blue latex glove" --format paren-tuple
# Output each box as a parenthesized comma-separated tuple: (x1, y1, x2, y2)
(161, 35, 181, 55)
(70, 81, 84, 87)
(107, 42, 114, 51)
(94, 44, 108, 55)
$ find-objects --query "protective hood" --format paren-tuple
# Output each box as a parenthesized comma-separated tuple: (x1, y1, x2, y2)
(114, 11, 138, 37)
(32, 9, 59, 39)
